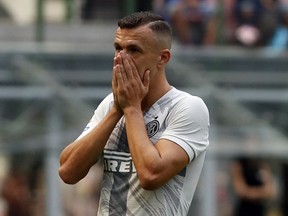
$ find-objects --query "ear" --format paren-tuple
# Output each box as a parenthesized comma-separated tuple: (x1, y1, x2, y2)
(158, 49, 171, 66)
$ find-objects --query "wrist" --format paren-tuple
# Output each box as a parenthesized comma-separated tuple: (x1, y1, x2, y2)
(111, 106, 123, 118)
(123, 106, 142, 117)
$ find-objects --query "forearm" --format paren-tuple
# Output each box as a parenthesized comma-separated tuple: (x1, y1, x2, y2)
(124, 107, 165, 189)
(234, 167, 277, 201)
(59, 108, 122, 184)
(244, 183, 276, 200)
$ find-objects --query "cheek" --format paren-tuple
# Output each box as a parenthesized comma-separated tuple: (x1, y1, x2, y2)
(134, 56, 158, 78)
(138, 63, 153, 79)
(133, 60, 146, 77)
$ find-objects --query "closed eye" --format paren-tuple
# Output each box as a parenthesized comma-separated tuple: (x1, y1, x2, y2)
(126, 45, 142, 54)
(127, 46, 140, 52)
(114, 43, 142, 55)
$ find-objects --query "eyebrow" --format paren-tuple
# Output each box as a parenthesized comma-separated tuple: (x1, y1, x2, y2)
(114, 42, 143, 52)
(127, 44, 143, 51)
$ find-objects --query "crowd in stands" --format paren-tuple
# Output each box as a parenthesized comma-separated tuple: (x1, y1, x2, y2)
(0, 0, 286, 49)
(152, 0, 288, 49)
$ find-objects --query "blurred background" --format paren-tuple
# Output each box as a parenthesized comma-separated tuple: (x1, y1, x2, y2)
(0, 0, 287, 215)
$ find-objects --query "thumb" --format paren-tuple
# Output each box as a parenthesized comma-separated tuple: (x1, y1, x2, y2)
(142, 70, 150, 88)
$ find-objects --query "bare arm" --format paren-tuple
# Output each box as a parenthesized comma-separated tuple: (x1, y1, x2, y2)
(59, 56, 123, 184)
(124, 107, 189, 190)
(231, 161, 277, 201)
(58, 107, 122, 184)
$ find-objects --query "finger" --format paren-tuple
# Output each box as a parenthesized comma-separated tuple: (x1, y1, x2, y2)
(120, 52, 134, 80)
(115, 64, 125, 86)
(142, 70, 150, 88)
(119, 60, 128, 84)
(113, 64, 120, 95)
(113, 56, 118, 67)
(112, 66, 118, 89)
(126, 54, 140, 80)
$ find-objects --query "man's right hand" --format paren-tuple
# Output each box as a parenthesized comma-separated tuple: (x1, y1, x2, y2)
(112, 55, 123, 113)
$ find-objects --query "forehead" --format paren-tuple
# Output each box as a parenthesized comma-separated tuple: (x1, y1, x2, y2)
(114, 25, 155, 45)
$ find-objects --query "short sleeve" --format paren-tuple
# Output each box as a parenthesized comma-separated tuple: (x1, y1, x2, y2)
(76, 93, 114, 140)
(161, 96, 210, 162)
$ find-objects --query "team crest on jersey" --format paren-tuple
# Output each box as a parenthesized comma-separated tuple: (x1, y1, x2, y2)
(146, 117, 160, 138)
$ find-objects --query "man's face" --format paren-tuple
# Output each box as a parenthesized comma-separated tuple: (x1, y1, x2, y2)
(113, 25, 161, 79)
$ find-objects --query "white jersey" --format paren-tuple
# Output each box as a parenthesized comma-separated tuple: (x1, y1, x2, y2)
(78, 87, 210, 216)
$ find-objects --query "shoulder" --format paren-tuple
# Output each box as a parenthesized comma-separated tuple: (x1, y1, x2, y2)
(90, 93, 114, 122)
(175, 88, 207, 104)
(169, 88, 209, 120)
(95, 93, 114, 112)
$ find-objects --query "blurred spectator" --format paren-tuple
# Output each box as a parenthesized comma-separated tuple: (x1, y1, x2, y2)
(81, 0, 97, 21)
(258, 0, 279, 46)
(0, 167, 32, 216)
(220, 0, 238, 45)
(232, 0, 263, 46)
(153, 0, 217, 45)
(231, 0, 283, 47)
(152, 0, 179, 22)
(231, 157, 277, 216)
(268, 5, 288, 51)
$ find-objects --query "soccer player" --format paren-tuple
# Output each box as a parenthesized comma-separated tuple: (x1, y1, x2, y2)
(59, 11, 210, 216)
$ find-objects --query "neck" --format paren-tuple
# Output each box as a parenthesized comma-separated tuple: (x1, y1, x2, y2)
(141, 78, 172, 111)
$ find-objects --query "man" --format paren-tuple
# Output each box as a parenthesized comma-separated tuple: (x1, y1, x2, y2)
(231, 157, 277, 216)
(59, 11, 210, 216)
